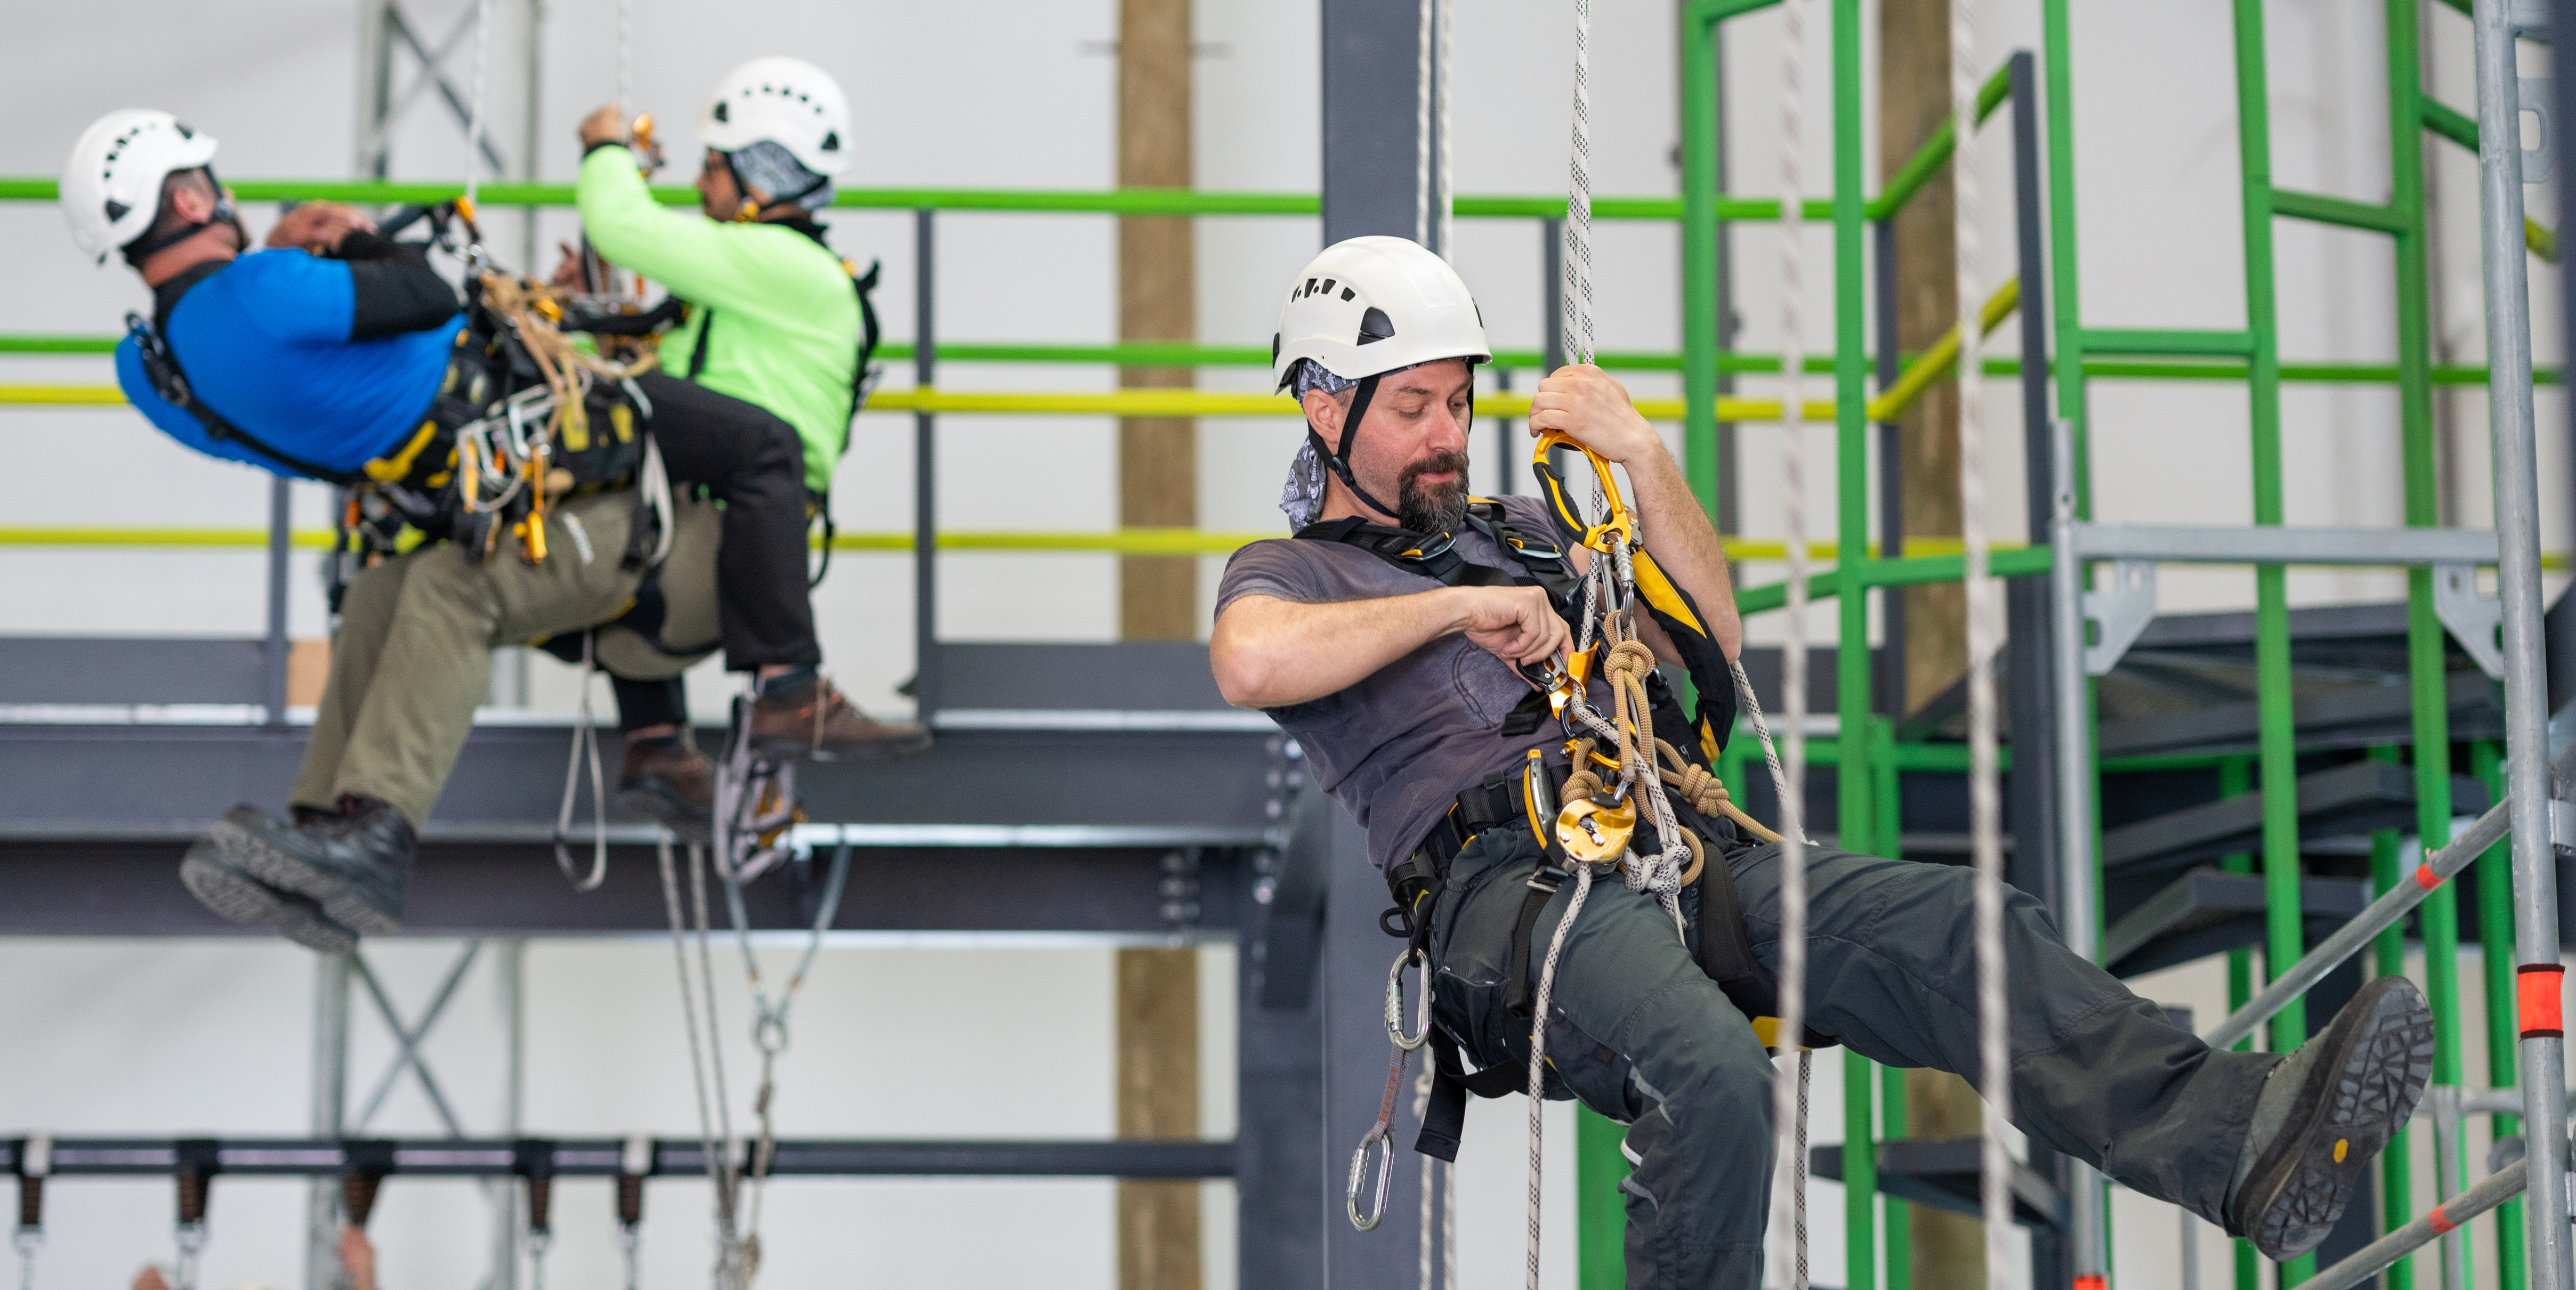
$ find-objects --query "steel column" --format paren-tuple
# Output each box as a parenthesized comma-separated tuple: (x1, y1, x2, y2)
(2471, 4, 2572, 1287)
(913, 208, 939, 720)
(1314, 8, 1435, 1279)
(262, 477, 290, 728)
(301, 954, 351, 1290)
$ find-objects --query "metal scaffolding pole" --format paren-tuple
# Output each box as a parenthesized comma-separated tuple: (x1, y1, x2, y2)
(2470, 6, 2572, 1290)
(302, 955, 352, 1290)
(2048, 418, 2106, 1284)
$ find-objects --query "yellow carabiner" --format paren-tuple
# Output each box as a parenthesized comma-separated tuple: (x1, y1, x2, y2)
(1529, 429, 1634, 554)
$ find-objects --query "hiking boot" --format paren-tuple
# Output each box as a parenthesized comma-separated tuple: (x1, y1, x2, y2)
(2226, 975, 2437, 1261)
(181, 822, 359, 955)
(211, 796, 415, 936)
(748, 677, 932, 763)
(616, 735, 716, 843)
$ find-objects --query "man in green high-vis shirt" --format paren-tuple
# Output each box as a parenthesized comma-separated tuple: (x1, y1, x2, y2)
(570, 56, 924, 837)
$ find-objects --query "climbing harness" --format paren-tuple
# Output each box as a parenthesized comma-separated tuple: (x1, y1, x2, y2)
(13, 1135, 44, 1290)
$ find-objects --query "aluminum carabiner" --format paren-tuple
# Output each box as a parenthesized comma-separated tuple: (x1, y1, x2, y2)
(1345, 1126, 1395, 1232)
(1385, 947, 1432, 1051)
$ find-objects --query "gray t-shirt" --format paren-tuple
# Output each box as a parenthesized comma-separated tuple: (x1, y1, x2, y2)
(1215, 495, 1613, 873)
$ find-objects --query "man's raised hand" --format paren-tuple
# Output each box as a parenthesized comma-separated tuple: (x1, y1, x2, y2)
(1455, 585, 1570, 674)
(1528, 364, 1662, 466)
(264, 201, 375, 255)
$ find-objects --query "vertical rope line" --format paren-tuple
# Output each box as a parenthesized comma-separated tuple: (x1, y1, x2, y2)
(1771, 0, 1813, 1285)
(1950, 0, 2013, 1275)
(1416, 0, 1435, 248)
(1528, 865, 1598, 1290)
(1436, 0, 1455, 258)
(463, 0, 494, 207)
(616, 0, 634, 135)
(1564, 0, 1596, 365)
(1416, 1067, 1436, 1290)
(1442, 1158, 1457, 1290)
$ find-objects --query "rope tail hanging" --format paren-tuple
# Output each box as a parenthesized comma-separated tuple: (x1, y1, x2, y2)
(1948, 0, 2016, 1271)
(1414, 0, 1455, 258)
(1769, 0, 1815, 1283)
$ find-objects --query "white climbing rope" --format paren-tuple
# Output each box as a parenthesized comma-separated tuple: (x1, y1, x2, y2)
(1436, 0, 1455, 260)
(656, 839, 749, 1289)
(1561, 0, 1596, 369)
(1415, 0, 1455, 257)
(551, 636, 609, 892)
(616, 0, 635, 132)
(462, 0, 494, 209)
(1949, 0, 2014, 1274)
(1769, 0, 1814, 1283)
(717, 841, 854, 1268)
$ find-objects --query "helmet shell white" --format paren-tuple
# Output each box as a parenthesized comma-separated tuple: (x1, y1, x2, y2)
(1271, 236, 1489, 391)
(697, 56, 851, 177)
(60, 109, 220, 264)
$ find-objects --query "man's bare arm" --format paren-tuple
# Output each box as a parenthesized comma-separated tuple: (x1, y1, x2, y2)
(1212, 584, 1569, 710)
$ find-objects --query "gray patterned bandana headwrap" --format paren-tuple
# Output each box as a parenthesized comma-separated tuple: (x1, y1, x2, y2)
(728, 140, 835, 213)
(1280, 359, 1358, 530)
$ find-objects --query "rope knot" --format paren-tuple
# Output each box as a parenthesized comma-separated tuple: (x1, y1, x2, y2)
(1602, 639, 1658, 684)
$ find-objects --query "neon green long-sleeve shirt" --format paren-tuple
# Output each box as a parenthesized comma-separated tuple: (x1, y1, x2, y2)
(576, 145, 858, 492)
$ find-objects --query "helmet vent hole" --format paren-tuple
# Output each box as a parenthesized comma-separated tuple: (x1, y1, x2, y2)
(1356, 307, 1395, 345)
(713, 102, 730, 123)
(1341, 287, 1356, 301)
(821, 131, 840, 152)
(103, 200, 128, 223)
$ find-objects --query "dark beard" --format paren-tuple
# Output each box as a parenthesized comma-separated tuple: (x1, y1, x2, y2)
(1395, 451, 1472, 532)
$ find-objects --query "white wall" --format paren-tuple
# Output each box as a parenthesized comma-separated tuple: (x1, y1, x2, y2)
(2, 2, 2566, 1288)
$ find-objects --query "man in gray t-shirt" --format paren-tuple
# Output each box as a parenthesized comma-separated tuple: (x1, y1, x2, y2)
(1209, 237, 2430, 1289)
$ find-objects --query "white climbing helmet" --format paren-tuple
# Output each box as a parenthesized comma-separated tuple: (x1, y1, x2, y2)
(697, 56, 851, 177)
(1270, 235, 1489, 391)
(59, 109, 220, 264)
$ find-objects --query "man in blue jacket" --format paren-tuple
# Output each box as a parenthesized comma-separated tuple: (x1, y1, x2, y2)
(63, 109, 911, 949)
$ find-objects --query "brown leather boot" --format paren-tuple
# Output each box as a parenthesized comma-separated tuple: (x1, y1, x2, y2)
(748, 679, 933, 763)
(616, 736, 716, 843)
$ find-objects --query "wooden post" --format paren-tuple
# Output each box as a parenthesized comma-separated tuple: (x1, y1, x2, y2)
(1119, 0, 1198, 642)
(1881, 2, 1982, 1286)
(1881, 0, 1967, 716)
(1117, 5, 1202, 1288)
(1117, 946, 1202, 1290)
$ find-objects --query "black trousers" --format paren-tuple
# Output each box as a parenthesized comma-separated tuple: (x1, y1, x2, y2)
(631, 372, 819, 671)
(1430, 830, 2273, 1289)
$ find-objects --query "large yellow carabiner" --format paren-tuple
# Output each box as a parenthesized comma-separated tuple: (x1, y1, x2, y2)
(1529, 429, 1634, 554)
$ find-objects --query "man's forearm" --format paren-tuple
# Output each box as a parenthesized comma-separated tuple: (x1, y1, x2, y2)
(1212, 589, 1466, 709)
(1626, 447, 1742, 655)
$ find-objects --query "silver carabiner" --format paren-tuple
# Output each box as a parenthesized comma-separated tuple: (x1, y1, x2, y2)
(1345, 1127, 1394, 1231)
(1384, 948, 1432, 1051)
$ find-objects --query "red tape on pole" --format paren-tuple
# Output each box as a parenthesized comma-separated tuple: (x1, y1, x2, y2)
(2415, 863, 2443, 891)
(2519, 963, 2565, 1039)
(2074, 1276, 2107, 1290)
(2429, 1204, 2457, 1236)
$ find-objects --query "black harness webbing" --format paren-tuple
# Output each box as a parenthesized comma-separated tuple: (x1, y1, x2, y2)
(126, 310, 362, 485)
(1297, 505, 1786, 1161)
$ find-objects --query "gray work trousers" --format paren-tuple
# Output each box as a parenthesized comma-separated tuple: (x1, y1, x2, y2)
(290, 492, 646, 826)
(1426, 829, 2274, 1290)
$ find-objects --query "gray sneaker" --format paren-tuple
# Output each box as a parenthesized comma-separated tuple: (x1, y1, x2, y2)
(2226, 975, 2436, 1261)
(181, 829, 359, 955)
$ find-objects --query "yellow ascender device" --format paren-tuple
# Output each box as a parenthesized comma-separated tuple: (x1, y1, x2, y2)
(630, 113, 667, 176)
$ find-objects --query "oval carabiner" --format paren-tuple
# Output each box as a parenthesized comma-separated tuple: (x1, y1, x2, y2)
(1345, 1127, 1394, 1231)
(1384, 948, 1432, 1051)
(1529, 428, 1634, 553)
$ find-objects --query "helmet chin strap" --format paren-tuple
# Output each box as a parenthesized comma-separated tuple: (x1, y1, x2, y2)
(1309, 372, 1409, 525)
